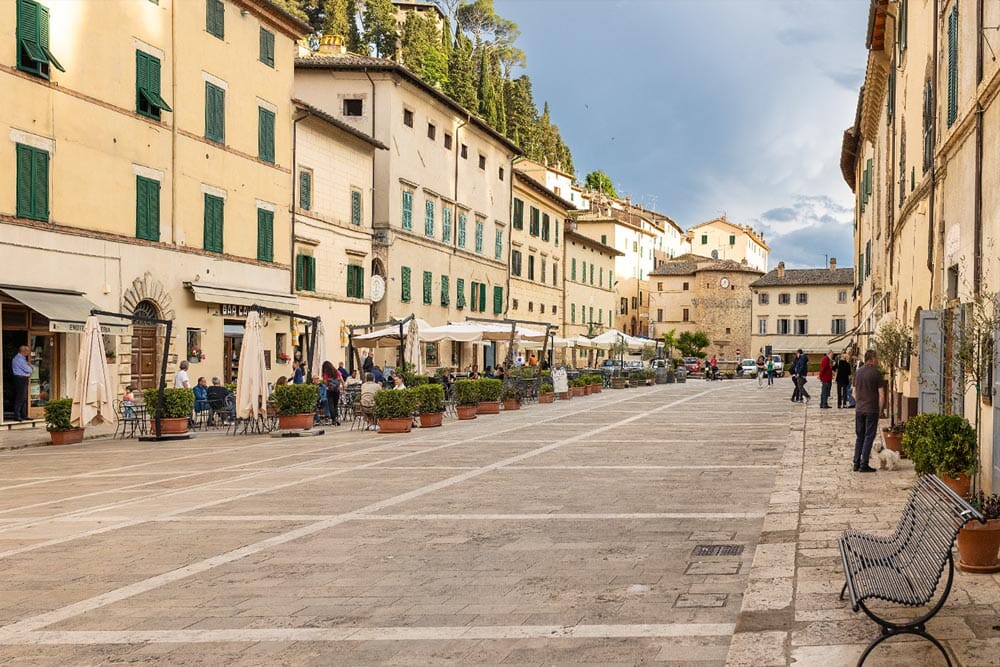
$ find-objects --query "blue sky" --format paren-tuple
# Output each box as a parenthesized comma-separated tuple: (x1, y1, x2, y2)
(496, 0, 869, 269)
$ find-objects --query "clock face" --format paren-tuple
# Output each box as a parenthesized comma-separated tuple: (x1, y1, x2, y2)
(720, 277, 730, 289)
(370, 275, 386, 302)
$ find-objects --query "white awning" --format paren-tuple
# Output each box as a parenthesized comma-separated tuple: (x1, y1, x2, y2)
(0, 286, 130, 335)
(187, 282, 298, 312)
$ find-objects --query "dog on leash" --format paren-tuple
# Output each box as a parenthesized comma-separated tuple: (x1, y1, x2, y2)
(871, 434, 900, 471)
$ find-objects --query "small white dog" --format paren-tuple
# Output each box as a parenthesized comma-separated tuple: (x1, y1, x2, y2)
(871, 434, 900, 471)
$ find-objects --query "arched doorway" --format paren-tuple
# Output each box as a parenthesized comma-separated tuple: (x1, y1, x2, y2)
(130, 300, 160, 389)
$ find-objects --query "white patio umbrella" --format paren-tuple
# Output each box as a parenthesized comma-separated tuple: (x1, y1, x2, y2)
(406, 317, 423, 373)
(311, 318, 327, 377)
(236, 311, 268, 419)
(70, 316, 116, 428)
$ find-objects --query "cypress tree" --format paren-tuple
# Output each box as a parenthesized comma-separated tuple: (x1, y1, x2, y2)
(362, 0, 398, 59)
(447, 29, 477, 110)
(477, 46, 502, 129)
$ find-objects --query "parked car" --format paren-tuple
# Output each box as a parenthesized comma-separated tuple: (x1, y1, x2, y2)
(739, 358, 759, 376)
(683, 357, 702, 373)
(601, 359, 624, 370)
(625, 360, 644, 371)
(769, 354, 785, 377)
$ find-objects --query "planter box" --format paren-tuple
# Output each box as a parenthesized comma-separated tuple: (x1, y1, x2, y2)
(277, 413, 314, 431)
(456, 405, 478, 420)
(571, 386, 585, 397)
(583, 385, 592, 396)
(558, 391, 571, 400)
(149, 416, 190, 435)
(539, 393, 555, 404)
(419, 412, 443, 428)
(590, 384, 602, 394)
(503, 399, 521, 411)
(477, 401, 500, 415)
(378, 417, 412, 433)
(883, 429, 903, 453)
(941, 472, 972, 499)
(958, 518, 1000, 572)
(49, 428, 84, 446)
(611, 378, 626, 389)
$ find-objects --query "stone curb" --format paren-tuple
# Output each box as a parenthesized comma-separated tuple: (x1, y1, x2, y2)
(724, 406, 807, 666)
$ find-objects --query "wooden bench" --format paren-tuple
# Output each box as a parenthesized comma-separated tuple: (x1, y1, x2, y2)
(838, 474, 984, 666)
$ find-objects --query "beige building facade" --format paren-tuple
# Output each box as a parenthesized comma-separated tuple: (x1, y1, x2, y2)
(0, 0, 308, 423)
(649, 254, 763, 360)
(563, 228, 621, 352)
(686, 216, 769, 272)
(749, 260, 855, 361)
(294, 50, 518, 372)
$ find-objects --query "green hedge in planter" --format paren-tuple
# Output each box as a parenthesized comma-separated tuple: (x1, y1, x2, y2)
(270, 383, 318, 416)
(901, 413, 978, 478)
(374, 388, 417, 419)
(402, 371, 429, 387)
(142, 388, 196, 418)
(501, 385, 522, 401)
(540, 382, 554, 394)
(43, 398, 74, 431)
(454, 379, 479, 406)
(477, 378, 503, 402)
(413, 384, 444, 414)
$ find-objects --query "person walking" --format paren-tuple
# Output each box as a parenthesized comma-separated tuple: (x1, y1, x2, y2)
(10, 345, 33, 421)
(791, 349, 810, 402)
(819, 351, 833, 408)
(766, 356, 775, 386)
(852, 349, 887, 473)
(836, 354, 852, 408)
(362, 351, 374, 375)
(756, 353, 766, 388)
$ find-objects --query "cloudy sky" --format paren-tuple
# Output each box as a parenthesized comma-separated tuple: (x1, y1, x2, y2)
(496, 0, 869, 269)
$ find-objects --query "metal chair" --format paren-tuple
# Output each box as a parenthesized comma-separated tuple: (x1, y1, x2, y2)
(113, 399, 142, 439)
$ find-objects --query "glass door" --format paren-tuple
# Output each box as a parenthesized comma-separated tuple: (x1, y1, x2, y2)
(28, 333, 56, 419)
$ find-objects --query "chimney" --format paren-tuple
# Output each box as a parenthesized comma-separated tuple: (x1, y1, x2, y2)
(318, 34, 346, 56)
(829, 257, 837, 271)
(776, 261, 785, 279)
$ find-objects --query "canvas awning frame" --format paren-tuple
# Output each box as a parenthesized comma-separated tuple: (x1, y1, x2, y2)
(1, 285, 130, 334)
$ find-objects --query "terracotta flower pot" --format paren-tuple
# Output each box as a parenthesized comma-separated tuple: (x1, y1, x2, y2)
(477, 401, 500, 415)
(591, 385, 602, 394)
(583, 385, 593, 396)
(456, 405, 477, 420)
(572, 386, 585, 397)
(958, 518, 1000, 572)
(378, 417, 412, 433)
(149, 416, 190, 435)
(419, 412, 443, 428)
(503, 399, 520, 411)
(558, 391, 571, 400)
(277, 413, 314, 431)
(883, 429, 903, 454)
(539, 393, 555, 404)
(611, 378, 626, 389)
(940, 472, 972, 498)
(49, 428, 84, 446)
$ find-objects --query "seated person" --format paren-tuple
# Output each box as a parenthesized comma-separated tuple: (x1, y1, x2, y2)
(193, 377, 210, 413)
(372, 366, 384, 384)
(345, 369, 362, 387)
(314, 376, 327, 425)
(360, 373, 379, 430)
(205, 377, 229, 421)
(122, 385, 136, 418)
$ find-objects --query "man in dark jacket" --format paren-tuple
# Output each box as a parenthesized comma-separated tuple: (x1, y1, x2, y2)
(836, 354, 852, 408)
(791, 349, 811, 403)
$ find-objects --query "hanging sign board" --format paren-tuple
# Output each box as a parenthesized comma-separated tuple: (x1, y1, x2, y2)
(551, 368, 568, 394)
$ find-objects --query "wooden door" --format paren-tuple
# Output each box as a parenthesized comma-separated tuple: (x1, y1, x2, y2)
(131, 326, 158, 389)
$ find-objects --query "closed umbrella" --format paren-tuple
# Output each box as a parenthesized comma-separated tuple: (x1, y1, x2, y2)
(312, 318, 327, 376)
(236, 311, 268, 419)
(71, 316, 116, 428)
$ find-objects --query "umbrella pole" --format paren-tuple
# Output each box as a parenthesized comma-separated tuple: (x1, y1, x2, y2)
(309, 320, 318, 379)
(399, 322, 405, 370)
(155, 319, 172, 439)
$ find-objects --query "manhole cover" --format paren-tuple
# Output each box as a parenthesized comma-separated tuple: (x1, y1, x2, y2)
(692, 544, 744, 557)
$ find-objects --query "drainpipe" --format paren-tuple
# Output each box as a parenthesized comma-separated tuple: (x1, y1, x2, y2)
(291, 111, 309, 295)
(453, 115, 467, 365)
(508, 156, 524, 317)
(974, 0, 984, 294)
(927, 0, 939, 299)
(364, 68, 376, 324)
(170, 0, 178, 246)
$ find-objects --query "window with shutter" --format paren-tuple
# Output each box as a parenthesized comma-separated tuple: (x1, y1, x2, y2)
(571, 258, 576, 280)
(136, 176, 160, 241)
(401, 191, 412, 230)
(947, 3, 959, 127)
(469, 282, 478, 312)
(136, 51, 172, 119)
(513, 198, 523, 229)
(256, 208, 273, 261)
(306, 256, 316, 291)
(347, 265, 364, 298)
(423, 271, 432, 304)
(475, 220, 483, 253)
(511, 250, 521, 276)
(442, 207, 452, 242)
(299, 171, 311, 210)
(589, 264, 594, 285)
(258, 107, 275, 163)
(529, 207, 540, 236)
(400, 266, 411, 302)
(425, 199, 435, 237)
(351, 189, 362, 226)
(259, 27, 275, 67)
(206, 0, 224, 38)
(203, 194, 224, 253)
(205, 82, 225, 144)
(295, 254, 304, 290)
(495, 229, 503, 259)
(15, 143, 49, 222)
(541, 213, 550, 241)
(16, 0, 63, 78)
(923, 79, 934, 173)
(457, 214, 467, 247)
(456, 278, 465, 309)
(493, 286, 502, 315)
(571, 304, 576, 323)
(440, 275, 449, 306)
(898, 0, 907, 57)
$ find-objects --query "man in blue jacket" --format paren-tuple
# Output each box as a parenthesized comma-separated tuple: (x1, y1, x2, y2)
(791, 349, 811, 403)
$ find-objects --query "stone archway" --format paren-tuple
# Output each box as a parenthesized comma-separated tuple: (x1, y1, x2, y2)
(121, 273, 176, 390)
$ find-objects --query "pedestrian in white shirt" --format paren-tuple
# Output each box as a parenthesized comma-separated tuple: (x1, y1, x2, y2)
(174, 360, 191, 389)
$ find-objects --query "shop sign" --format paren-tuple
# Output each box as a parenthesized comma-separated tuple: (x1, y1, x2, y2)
(50, 321, 130, 336)
(220, 304, 251, 318)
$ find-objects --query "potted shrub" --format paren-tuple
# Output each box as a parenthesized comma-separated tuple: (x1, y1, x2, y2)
(270, 383, 319, 431)
(414, 384, 445, 428)
(44, 398, 84, 445)
(502, 385, 521, 411)
(539, 382, 555, 403)
(454, 379, 479, 420)
(611, 373, 626, 389)
(902, 413, 978, 497)
(142, 387, 196, 435)
(571, 377, 586, 397)
(477, 378, 502, 414)
(589, 374, 603, 393)
(374, 388, 416, 433)
(582, 376, 593, 396)
(957, 492, 1000, 572)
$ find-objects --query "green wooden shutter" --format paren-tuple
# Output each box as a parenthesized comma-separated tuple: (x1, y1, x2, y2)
(307, 256, 317, 291)
(475, 220, 483, 253)
(260, 28, 275, 67)
(571, 258, 576, 280)
(15, 144, 33, 219)
(295, 254, 304, 290)
(457, 214, 466, 247)
(422, 271, 432, 304)
(401, 191, 412, 230)
(442, 207, 452, 242)
(31, 147, 48, 221)
(947, 4, 959, 127)
(300, 171, 311, 210)
(258, 107, 275, 163)
(469, 282, 477, 311)
(495, 229, 503, 259)
(136, 51, 149, 114)
(347, 265, 364, 298)
(493, 286, 502, 315)
(571, 304, 575, 323)
(351, 190, 362, 226)
(479, 283, 486, 313)
(205, 83, 225, 143)
(257, 209, 273, 261)
(541, 213, 550, 241)
(207, 0, 224, 38)
(17, 0, 41, 70)
(401, 266, 411, 302)
(425, 199, 434, 236)
(456, 278, 465, 308)
(204, 194, 223, 252)
(513, 198, 523, 229)
(898, 0, 907, 57)
(136, 176, 160, 241)
(441, 274, 449, 306)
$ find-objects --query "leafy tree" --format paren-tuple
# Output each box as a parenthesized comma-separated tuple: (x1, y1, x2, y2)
(585, 170, 618, 197)
(662, 329, 678, 360)
(457, 0, 513, 46)
(363, 0, 398, 58)
(676, 331, 711, 359)
(446, 28, 478, 110)
(401, 10, 448, 87)
(476, 46, 504, 132)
